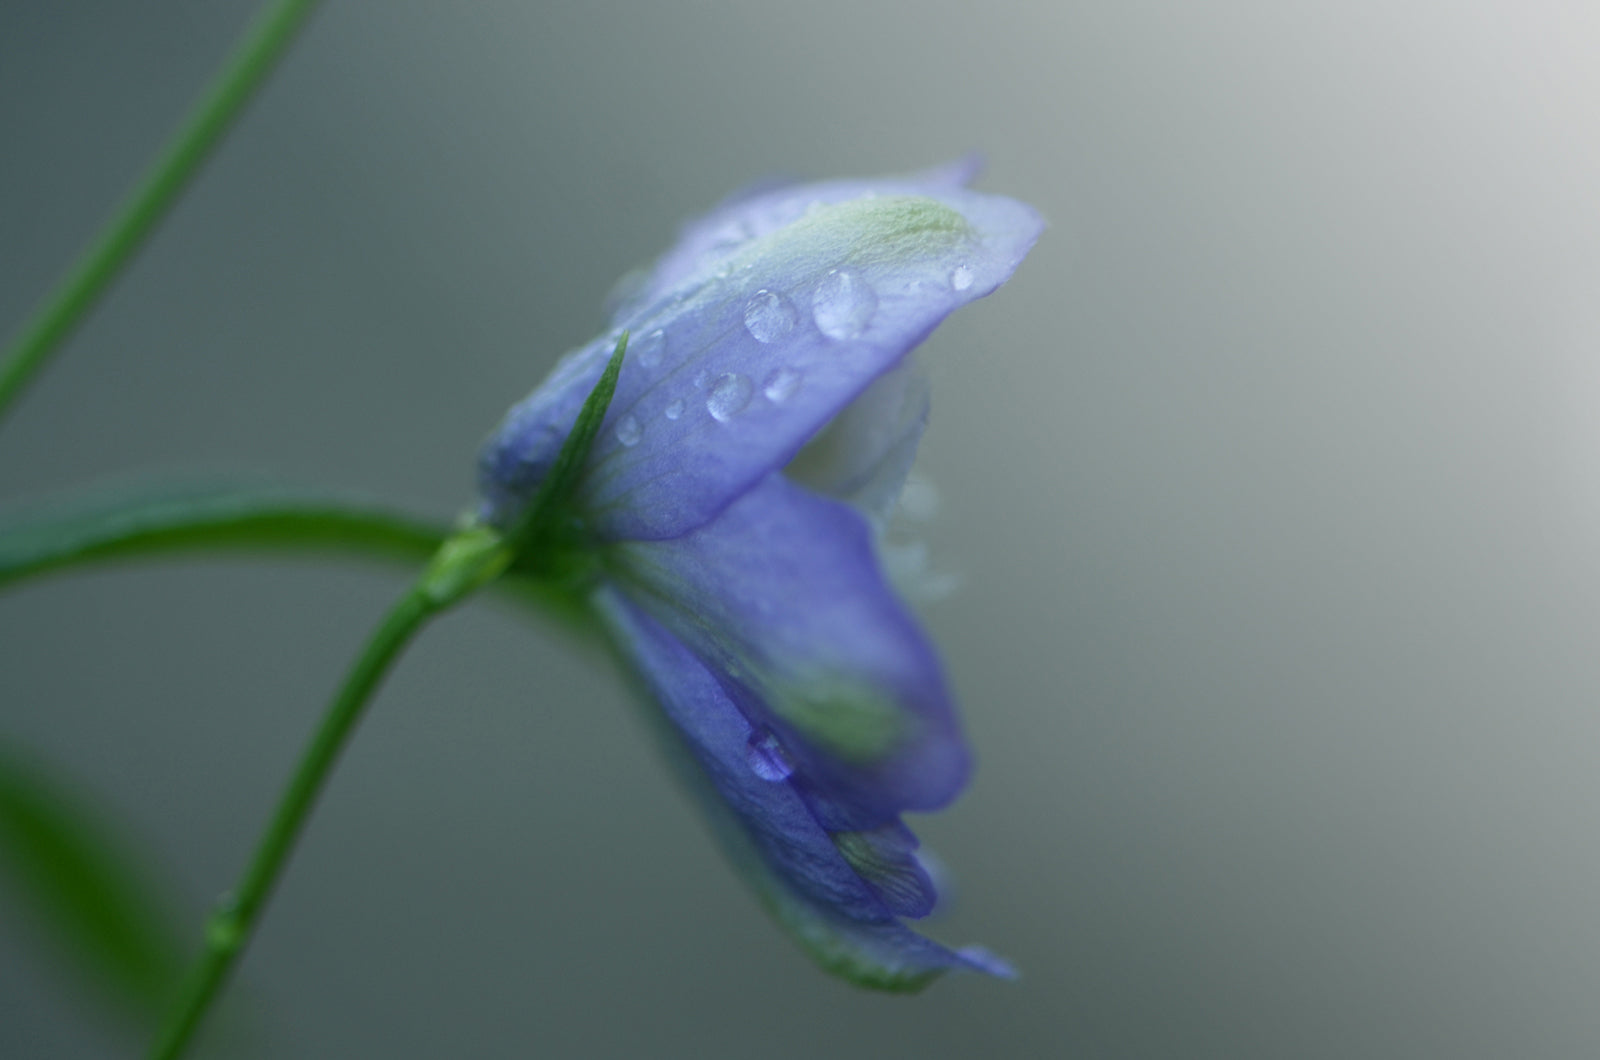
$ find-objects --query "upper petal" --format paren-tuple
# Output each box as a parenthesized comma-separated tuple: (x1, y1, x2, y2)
(591, 584, 1007, 990)
(605, 473, 968, 830)
(478, 165, 1042, 540)
(610, 156, 986, 321)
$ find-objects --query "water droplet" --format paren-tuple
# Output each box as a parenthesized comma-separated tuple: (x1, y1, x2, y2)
(635, 328, 666, 369)
(614, 414, 642, 447)
(664, 399, 684, 420)
(743, 289, 798, 343)
(706, 373, 753, 422)
(763, 365, 803, 403)
(745, 730, 794, 782)
(950, 263, 975, 291)
(812, 270, 876, 341)
(707, 219, 751, 251)
(812, 269, 878, 339)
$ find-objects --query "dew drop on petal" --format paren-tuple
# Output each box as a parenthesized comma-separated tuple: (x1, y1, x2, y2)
(614, 414, 643, 447)
(707, 219, 751, 251)
(745, 729, 794, 782)
(744, 289, 798, 343)
(812, 269, 878, 339)
(664, 399, 684, 421)
(706, 373, 753, 422)
(635, 328, 666, 369)
(763, 365, 803, 403)
(950, 263, 975, 291)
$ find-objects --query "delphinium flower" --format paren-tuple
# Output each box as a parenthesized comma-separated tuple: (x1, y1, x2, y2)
(479, 160, 1042, 990)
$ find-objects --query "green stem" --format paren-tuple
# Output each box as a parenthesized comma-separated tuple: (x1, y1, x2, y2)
(0, 0, 322, 426)
(146, 526, 509, 1060)
(147, 586, 434, 1060)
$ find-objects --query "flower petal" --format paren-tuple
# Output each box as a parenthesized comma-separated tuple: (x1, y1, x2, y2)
(478, 167, 1042, 539)
(591, 585, 1005, 990)
(784, 355, 931, 522)
(615, 157, 985, 319)
(605, 473, 967, 830)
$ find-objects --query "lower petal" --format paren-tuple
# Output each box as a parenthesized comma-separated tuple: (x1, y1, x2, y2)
(605, 474, 970, 830)
(592, 586, 1006, 990)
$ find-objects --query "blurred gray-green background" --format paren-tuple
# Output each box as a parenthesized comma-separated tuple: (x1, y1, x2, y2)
(4, 2, 1600, 1056)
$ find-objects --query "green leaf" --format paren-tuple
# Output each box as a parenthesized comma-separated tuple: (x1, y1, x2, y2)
(0, 481, 447, 594)
(0, 741, 188, 1020)
(511, 330, 629, 553)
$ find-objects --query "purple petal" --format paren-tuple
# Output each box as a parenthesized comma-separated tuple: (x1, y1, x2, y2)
(605, 473, 968, 830)
(478, 164, 1043, 539)
(592, 585, 1004, 990)
(617, 156, 986, 318)
(831, 822, 939, 918)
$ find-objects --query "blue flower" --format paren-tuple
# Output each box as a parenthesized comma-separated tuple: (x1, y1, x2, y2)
(478, 160, 1042, 990)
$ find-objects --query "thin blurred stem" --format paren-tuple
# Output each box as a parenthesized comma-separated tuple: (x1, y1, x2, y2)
(0, 0, 322, 427)
(147, 584, 432, 1058)
(147, 528, 509, 1060)
(147, 584, 439, 1060)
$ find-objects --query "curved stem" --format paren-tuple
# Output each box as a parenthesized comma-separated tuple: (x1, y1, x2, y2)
(0, 0, 322, 426)
(0, 486, 446, 593)
(147, 581, 440, 1060)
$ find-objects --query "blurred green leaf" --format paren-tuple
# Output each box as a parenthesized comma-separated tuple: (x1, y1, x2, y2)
(0, 741, 188, 1020)
(0, 481, 448, 593)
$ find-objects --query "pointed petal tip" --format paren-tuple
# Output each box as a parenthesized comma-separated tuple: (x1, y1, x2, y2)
(956, 945, 1019, 979)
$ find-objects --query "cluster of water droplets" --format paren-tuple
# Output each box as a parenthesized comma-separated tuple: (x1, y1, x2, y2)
(610, 256, 976, 444)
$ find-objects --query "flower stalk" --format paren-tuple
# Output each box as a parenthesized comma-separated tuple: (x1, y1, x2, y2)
(147, 528, 501, 1060)
(0, 0, 321, 427)
(147, 331, 626, 1058)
